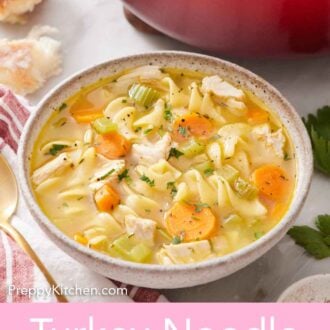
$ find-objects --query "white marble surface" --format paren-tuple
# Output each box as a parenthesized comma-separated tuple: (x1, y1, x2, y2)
(1, 0, 330, 302)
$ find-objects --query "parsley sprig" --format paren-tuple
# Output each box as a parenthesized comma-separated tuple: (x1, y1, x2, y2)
(140, 174, 155, 187)
(288, 214, 330, 259)
(303, 106, 330, 175)
(166, 181, 178, 198)
(48, 144, 68, 156)
(168, 147, 184, 159)
(163, 103, 173, 122)
(118, 169, 131, 182)
(194, 203, 209, 213)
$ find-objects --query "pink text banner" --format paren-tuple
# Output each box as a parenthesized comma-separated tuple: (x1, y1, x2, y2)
(0, 303, 327, 330)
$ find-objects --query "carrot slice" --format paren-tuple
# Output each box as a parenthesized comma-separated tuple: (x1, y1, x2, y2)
(95, 132, 131, 159)
(71, 107, 104, 123)
(166, 202, 217, 242)
(94, 184, 120, 212)
(247, 108, 269, 125)
(252, 165, 289, 201)
(172, 113, 214, 142)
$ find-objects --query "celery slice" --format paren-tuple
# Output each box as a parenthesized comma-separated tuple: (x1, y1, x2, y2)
(111, 234, 152, 263)
(180, 139, 205, 158)
(128, 83, 160, 107)
(219, 165, 239, 184)
(112, 234, 135, 258)
(129, 243, 152, 263)
(234, 177, 258, 200)
(92, 117, 118, 135)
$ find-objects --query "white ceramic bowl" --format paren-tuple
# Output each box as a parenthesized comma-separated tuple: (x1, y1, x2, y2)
(278, 274, 330, 302)
(18, 51, 313, 289)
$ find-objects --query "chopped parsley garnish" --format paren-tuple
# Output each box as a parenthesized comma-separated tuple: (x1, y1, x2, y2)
(118, 169, 130, 182)
(166, 181, 178, 198)
(58, 103, 67, 111)
(140, 174, 155, 187)
(172, 236, 182, 244)
(194, 203, 209, 213)
(163, 104, 173, 122)
(78, 158, 85, 165)
(303, 106, 330, 175)
(204, 168, 214, 177)
(48, 144, 68, 156)
(53, 117, 67, 127)
(288, 214, 330, 259)
(284, 152, 291, 161)
(98, 169, 115, 181)
(178, 125, 188, 137)
(168, 147, 184, 159)
(121, 99, 127, 103)
(134, 127, 142, 133)
(144, 128, 153, 135)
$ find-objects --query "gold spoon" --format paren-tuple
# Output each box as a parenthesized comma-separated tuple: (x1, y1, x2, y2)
(0, 154, 67, 302)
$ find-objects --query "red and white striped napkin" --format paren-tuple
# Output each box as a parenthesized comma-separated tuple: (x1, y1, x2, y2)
(0, 86, 167, 303)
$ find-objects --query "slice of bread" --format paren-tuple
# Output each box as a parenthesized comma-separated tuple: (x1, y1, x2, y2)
(0, 26, 62, 95)
(0, 0, 43, 24)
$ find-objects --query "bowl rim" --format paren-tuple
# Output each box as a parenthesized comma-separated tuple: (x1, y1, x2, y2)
(277, 274, 330, 302)
(18, 50, 313, 273)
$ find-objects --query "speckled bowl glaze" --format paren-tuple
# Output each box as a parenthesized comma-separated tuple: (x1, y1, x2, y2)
(18, 52, 313, 289)
(278, 274, 330, 302)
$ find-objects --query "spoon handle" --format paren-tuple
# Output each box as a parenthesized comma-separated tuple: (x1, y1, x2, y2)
(0, 222, 68, 303)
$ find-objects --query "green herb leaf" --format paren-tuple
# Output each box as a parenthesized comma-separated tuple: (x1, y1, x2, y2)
(288, 225, 330, 259)
(58, 103, 67, 111)
(163, 104, 173, 122)
(178, 125, 188, 137)
(303, 106, 330, 174)
(48, 144, 68, 156)
(194, 203, 209, 213)
(283, 152, 291, 161)
(204, 168, 214, 177)
(168, 147, 184, 159)
(98, 169, 115, 181)
(118, 169, 130, 182)
(323, 236, 330, 246)
(166, 181, 178, 198)
(315, 214, 330, 235)
(172, 236, 182, 245)
(140, 174, 155, 187)
(144, 128, 153, 135)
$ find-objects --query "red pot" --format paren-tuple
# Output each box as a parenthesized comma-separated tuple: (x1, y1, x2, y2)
(123, 0, 330, 57)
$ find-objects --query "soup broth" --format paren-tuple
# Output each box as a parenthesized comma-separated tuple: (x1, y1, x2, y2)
(30, 65, 296, 265)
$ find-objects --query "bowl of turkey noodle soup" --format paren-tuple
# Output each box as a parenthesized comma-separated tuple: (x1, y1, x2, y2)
(18, 52, 313, 288)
